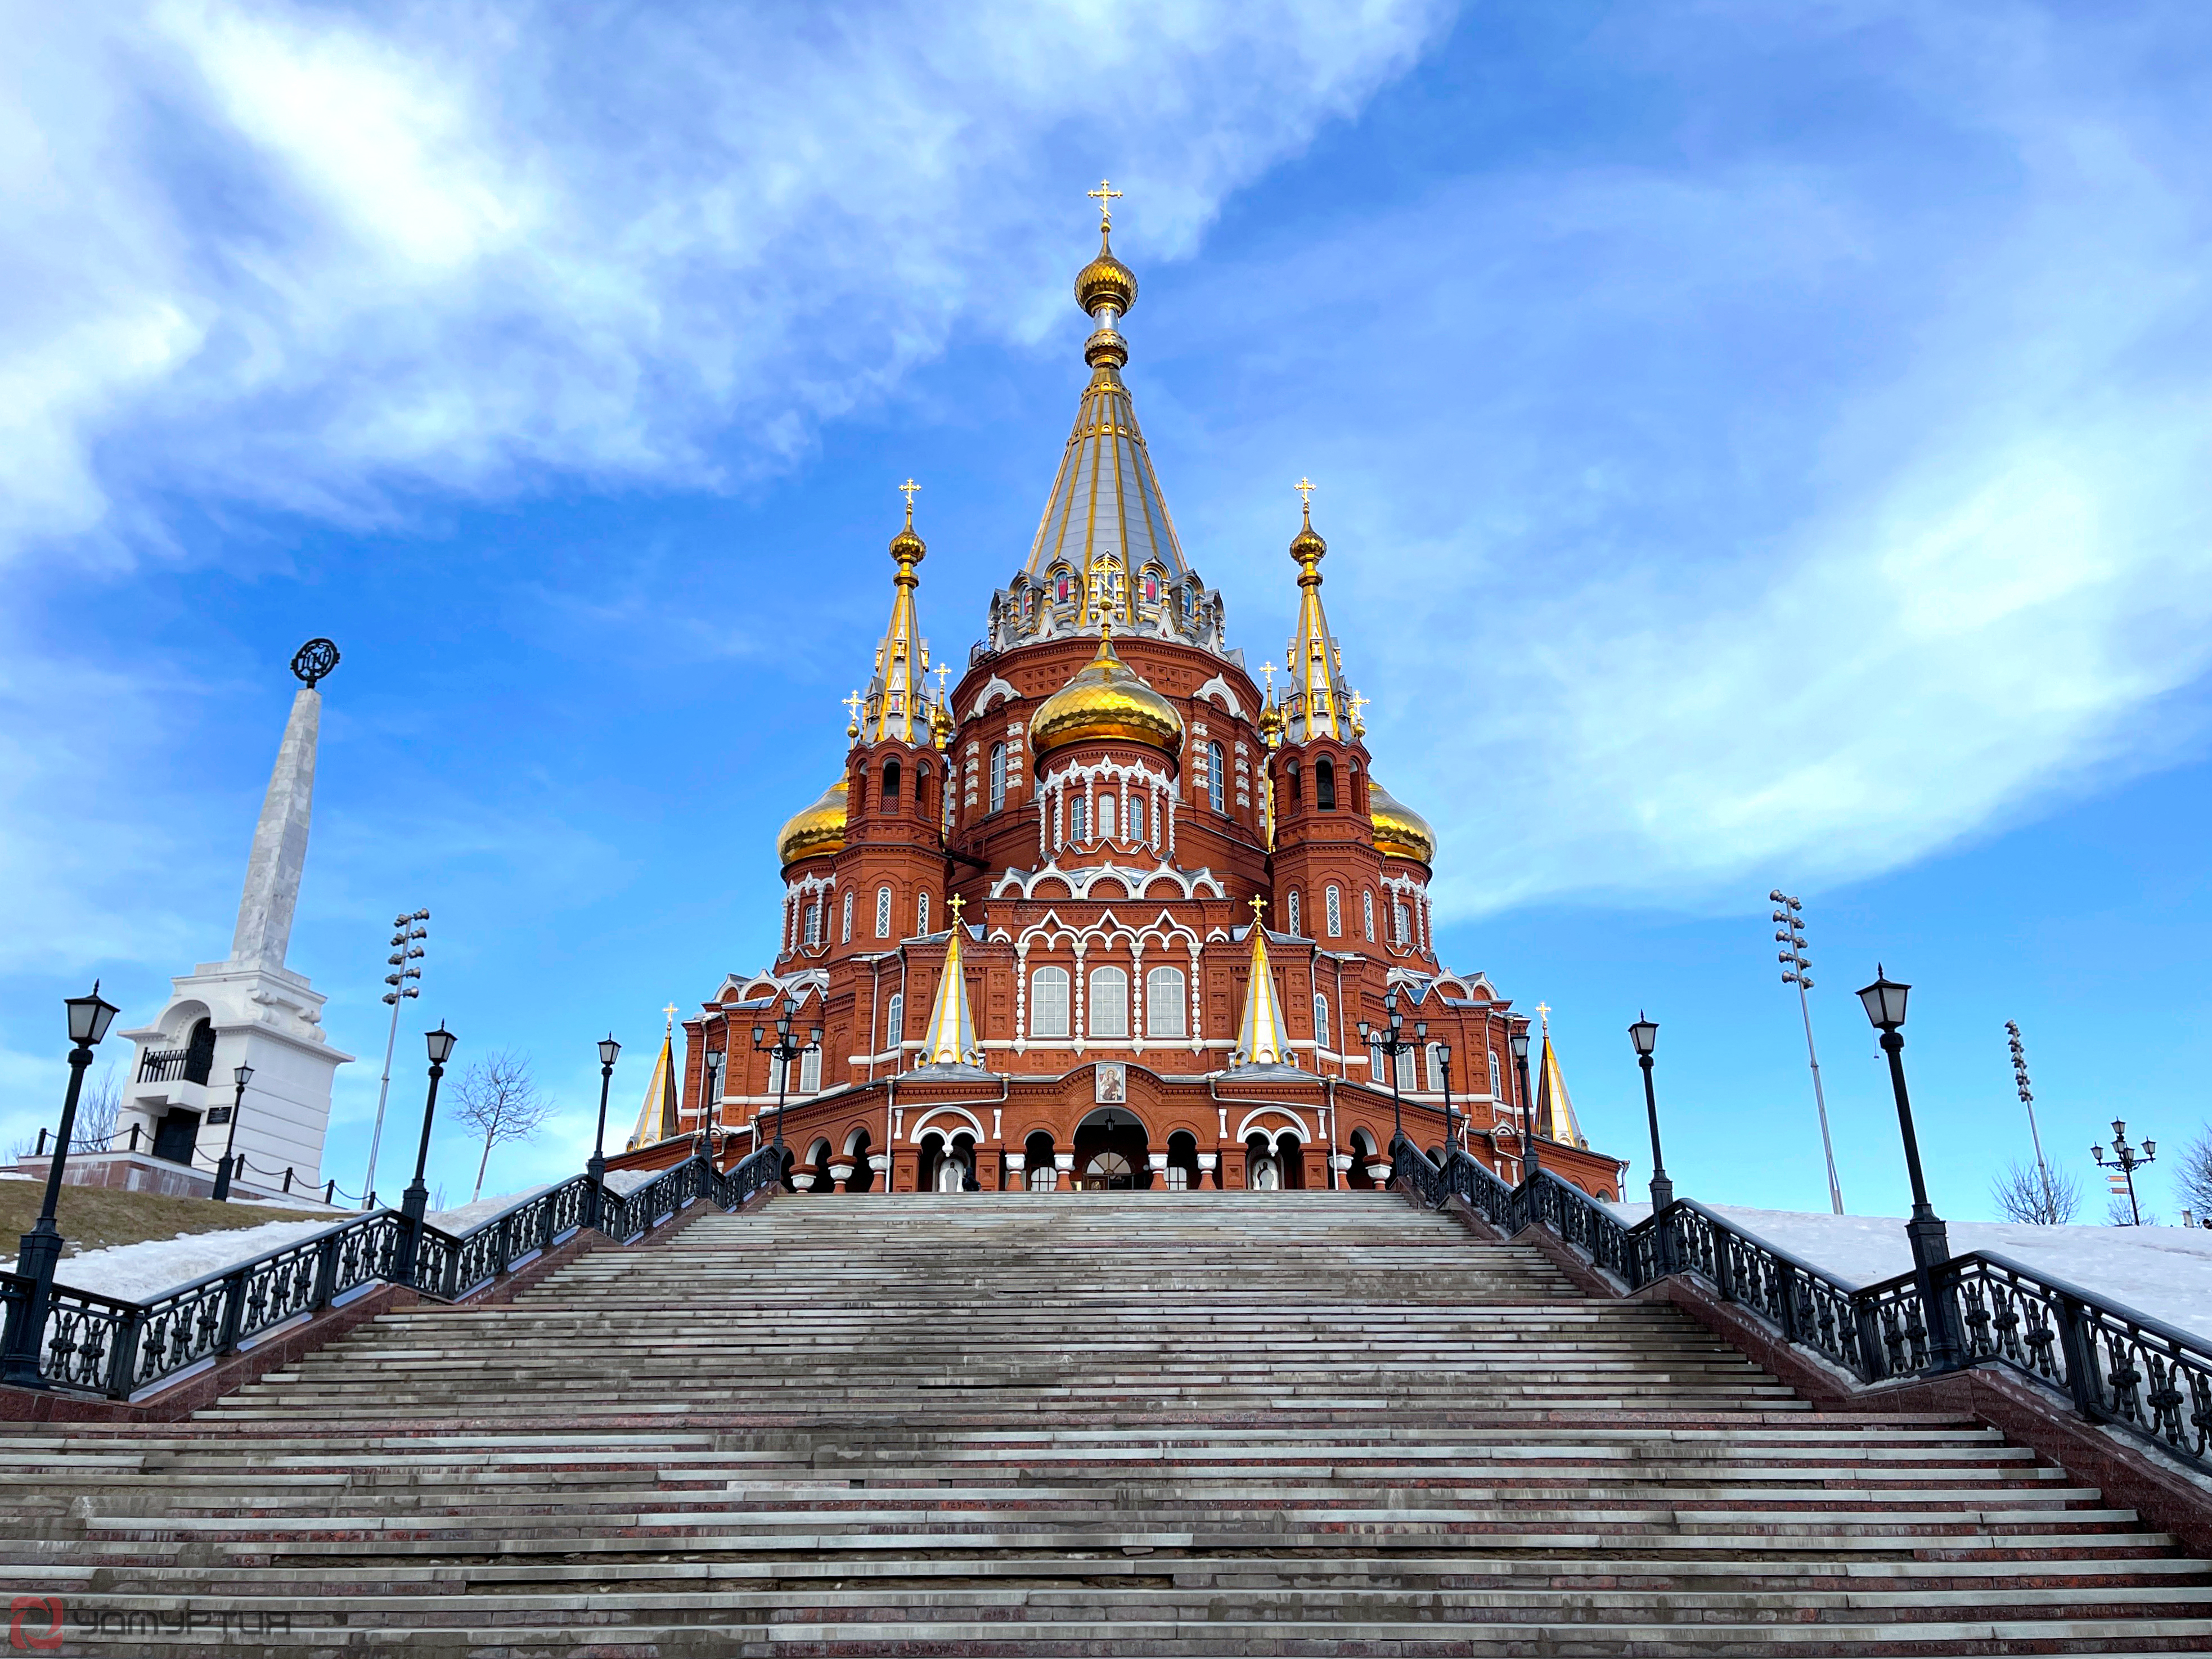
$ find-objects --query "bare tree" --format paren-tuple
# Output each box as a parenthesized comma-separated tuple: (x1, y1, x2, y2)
(71, 1063, 120, 1152)
(2176, 1123, 2212, 1224)
(2108, 1193, 2160, 1228)
(1990, 1157, 2080, 1225)
(451, 1051, 551, 1202)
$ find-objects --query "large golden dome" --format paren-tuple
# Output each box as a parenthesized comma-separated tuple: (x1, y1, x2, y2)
(777, 777, 848, 867)
(1074, 226, 1138, 318)
(1369, 780, 1436, 866)
(1030, 630, 1184, 759)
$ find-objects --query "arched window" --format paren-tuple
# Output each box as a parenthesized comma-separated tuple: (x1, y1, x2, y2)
(1143, 568, 1160, 605)
(882, 758, 901, 805)
(1287, 760, 1302, 803)
(1312, 992, 1330, 1051)
(1363, 889, 1376, 942)
(1316, 757, 1336, 810)
(989, 743, 1008, 812)
(1069, 795, 1090, 841)
(1031, 967, 1071, 1038)
(875, 886, 893, 938)
(1054, 568, 1073, 603)
(886, 993, 904, 1063)
(1395, 1045, 1417, 1091)
(840, 891, 853, 943)
(916, 891, 930, 935)
(1150, 793, 1162, 847)
(1098, 794, 1117, 840)
(1087, 966, 1129, 1039)
(1207, 740, 1226, 813)
(799, 1044, 822, 1095)
(1369, 1037, 1386, 1082)
(1325, 885, 1342, 938)
(1489, 1051, 1503, 1100)
(915, 763, 929, 816)
(1425, 1042, 1446, 1092)
(804, 898, 822, 946)
(1145, 966, 1186, 1038)
(1393, 897, 1410, 947)
(1285, 889, 1301, 936)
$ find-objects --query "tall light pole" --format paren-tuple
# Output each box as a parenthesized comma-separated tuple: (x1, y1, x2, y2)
(363, 909, 428, 1207)
(1437, 1044, 1456, 1156)
(1772, 891, 1843, 1214)
(753, 1000, 820, 1183)
(587, 1034, 620, 1229)
(2, 983, 120, 1388)
(1627, 1013, 1671, 1212)
(1510, 1026, 1537, 1184)
(1856, 967, 1963, 1370)
(396, 1022, 457, 1287)
(211, 1064, 253, 1203)
(2005, 1022, 2058, 1222)
(1357, 989, 1426, 1156)
(2092, 1122, 2156, 1227)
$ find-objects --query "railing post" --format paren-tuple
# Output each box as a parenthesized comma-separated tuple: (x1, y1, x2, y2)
(325, 1179, 336, 1206)
(129, 1123, 142, 1154)
(2057, 1291, 2104, 1419)
(1713, 1233, 1737, 1303)
(214, 1266, 248, 1356)
(310, 1231, 340, 1312)
(1853, 1296, 1887, 1383)
(106, 1305, 143, 1401)
(283, 1167, 294, 1194)
(35, 1128, 47, 1158)
(1774, 1260, 1801, 1345)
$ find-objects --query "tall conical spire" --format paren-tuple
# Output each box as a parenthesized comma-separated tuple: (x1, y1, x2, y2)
(1532, 1004, 1588, 1148)
(858, 482, 932, 745)
(627, 1004, 680, 1150)
(1282, 481, 1358, 745)
(916, 895, 982, 1070)
(1019, 189, 1190, 633)
(231, 640, 338, 971)
(1229, 897, 1292, 1069)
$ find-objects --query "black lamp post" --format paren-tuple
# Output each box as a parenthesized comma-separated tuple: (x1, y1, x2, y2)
(1856, 966, 1963, 1370)
(587, 1033, 620, 1229)
(753, 1001, 820, 1182)
(2092, 1122, 2155, 1226)
(1627, 1013, 1669, 1213)
(1357, 990, 1426, 1161)
(3, 982, 121, 1388)
(396, 1022, 457, 1288)
(211, 1063, 254, 1203)
(1437, 1044, 1456, 1156)
(1509, 1026, 1537, 1184)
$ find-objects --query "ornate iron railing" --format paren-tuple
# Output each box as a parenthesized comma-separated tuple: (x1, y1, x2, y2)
(1390, 1136, 2212, 1474)
(136, 1048, 189, 1083)
(1, 1141, 781, 1402)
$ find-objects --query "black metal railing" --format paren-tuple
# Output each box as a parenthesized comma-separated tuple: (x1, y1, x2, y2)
(0, 1140, 782, 1402)
(137, 1049, 188, 1083)
(1390, 1133, 2212, 1476)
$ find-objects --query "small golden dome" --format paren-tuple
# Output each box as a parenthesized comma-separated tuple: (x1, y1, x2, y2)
(888, 512, 926, 565)
(1074, 227, 1138, 318)
(1030, 629, 1184, 759)
(1369, 780, 1436, 866)
(777, 778, 848, 868)
(1289, 505, 1327, 566)
(1257, 698, 1284, 747)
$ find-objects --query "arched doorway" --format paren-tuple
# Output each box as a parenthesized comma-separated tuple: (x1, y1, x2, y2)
(1023, 1130, 1057, 1192)
(844, 1127, 875, 1193)
(1165, 1130, 1199, 1192)
(1245, 1131, 1278, 1190)
(1073, 1106, 1148, 1192)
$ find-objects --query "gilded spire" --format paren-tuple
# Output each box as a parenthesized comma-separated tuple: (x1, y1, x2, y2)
(1229, 897, 1292, 1069)
(917, 894, 982, 1070)
(1533, 1005, 1589, 1148)
(1283, 480, 1356, 745)
(860, 484, 933, 745)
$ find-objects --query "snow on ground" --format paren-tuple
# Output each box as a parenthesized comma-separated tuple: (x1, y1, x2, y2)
(426, 1184, 557, 1233)
(7, 1218, 343, 1303)
(1606, 1201, 2212, 1343)
(605, 1167, 660, 1195)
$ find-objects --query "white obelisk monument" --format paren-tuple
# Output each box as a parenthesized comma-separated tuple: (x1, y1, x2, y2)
(116, 642, 356, 1201)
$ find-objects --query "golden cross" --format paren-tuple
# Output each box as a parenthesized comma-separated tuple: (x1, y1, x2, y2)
(1249, 894, 1268, 921)
(934, 662, 951, 700)
(1347, 689, 1369, 725)
(1294, 476, 1315, 510)
(898, 477, 920, 516)
(1260, 661, 1275, 701)
(843, 687, 865, 723)
(949, 892, 966, 923)
(1087, 178, 1122, 227)
(1535, 1001, 1550, 1035)
(663, 1002, 679, 1032)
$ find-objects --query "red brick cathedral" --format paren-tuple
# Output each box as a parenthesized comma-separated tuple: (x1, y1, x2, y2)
(617, 213, 1627, 1203)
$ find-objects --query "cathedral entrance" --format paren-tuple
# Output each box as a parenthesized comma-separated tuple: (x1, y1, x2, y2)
(1072, 1107, 1148, 1192)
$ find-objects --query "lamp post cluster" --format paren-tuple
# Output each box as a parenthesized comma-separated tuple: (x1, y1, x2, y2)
(2093, 1123, 2156, 1227)
(1771, 891, 1844, 1215)
(753, 1000, 821, 1170)
(2006, 1021, 2058, 1222)
(1357, 989, 1426, 1157)
(363, 909, 430, 1209)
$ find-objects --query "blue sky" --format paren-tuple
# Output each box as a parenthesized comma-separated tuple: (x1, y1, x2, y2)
(5, 1, 2208, 1222)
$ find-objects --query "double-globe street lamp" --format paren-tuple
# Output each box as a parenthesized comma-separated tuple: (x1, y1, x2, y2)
(1357, 989, 1426, 1161)
(2092, 1123, 2156, 1227)
(1856, 967, 1964, 1371)
(210, 1063, 254, 1203)
(587, 1033, 621, 1230)
(753, 1000, 821, 1181)
(2, 983, 122, 1388)
(395, 1022, 458, 1288)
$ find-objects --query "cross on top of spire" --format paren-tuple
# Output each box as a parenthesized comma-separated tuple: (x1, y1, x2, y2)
(1249, 894, 1268, 921)
(663, 1002, 678, 1032)
(898, 476, 920, 521)
(949, 892, 966, 923)
(1294, 476, 1315, 510)
(1088, 178, 1122, 228)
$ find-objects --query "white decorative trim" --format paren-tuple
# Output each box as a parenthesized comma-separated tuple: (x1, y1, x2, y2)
(1192, 674, 1243, 718)
(1235, 1107, 1311, 1144)
(969, 675, 1019, 718)
(907, 1104, 987, 1143)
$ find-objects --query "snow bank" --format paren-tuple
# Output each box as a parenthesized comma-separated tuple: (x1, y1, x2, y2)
(427, 1184, 557, 1233)
(1606, 1201, 2212, 1343)
(9, 1218, 341, 1303)
(605, 1167, 660, 1195)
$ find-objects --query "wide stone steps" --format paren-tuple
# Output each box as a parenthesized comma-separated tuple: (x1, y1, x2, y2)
(7, 1190, 2205, 1654)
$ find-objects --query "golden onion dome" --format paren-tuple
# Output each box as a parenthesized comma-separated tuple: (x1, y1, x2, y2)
(777, 777, 848, 868)
(1289, 507, 1327, 565)
(1074, 227, 1138, 318)
(1029, 629, 1184, 759)
(888, 512, 926, 566)
(1369, 779, 1436, 866)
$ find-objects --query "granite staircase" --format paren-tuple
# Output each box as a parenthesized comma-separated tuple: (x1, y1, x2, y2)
(4, 1191, 2207, 1654)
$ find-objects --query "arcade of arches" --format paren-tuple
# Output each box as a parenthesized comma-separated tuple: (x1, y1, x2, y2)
(608, 215, 1626, 1205)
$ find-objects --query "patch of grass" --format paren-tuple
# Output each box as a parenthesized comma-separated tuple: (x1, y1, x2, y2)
(0, 1179, 324, 1258)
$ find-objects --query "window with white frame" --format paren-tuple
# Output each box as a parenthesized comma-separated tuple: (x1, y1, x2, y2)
(1145, 966, 1186, 1038)
(1363, 889, 1376, 942)
(1070, 795, 1090, 841)
(1369, 1038, 1386, 1080)
(1099, 794, 1117, 839)
(1088, 965, 1130, 1038)
(1312, 992, 1330, 1051)
(990, 742, 1008, 812)
(1031, 967, 1071, 1037)
(804, 899, 822, 947)
(1425, 1041, 1446, 1092)
(1285, 889, 1301, 936)
(799, 1045, 822, 1094)
(1028, 1163, 1056, 1191)
(875, 886, 892, 938)
(840, 891, 853, 943)
(1393, 897, 1410, 947)
(1325, 885, 1342, 937)
(1207, 741, 1226, 813)
(886, 992, 903, 1048)
(1395, 1045, 1417, 1091)
(1489, 1051, 1503, 1099)
(916, 891, 930, 936)
(1164, 1164, 1188, 1190)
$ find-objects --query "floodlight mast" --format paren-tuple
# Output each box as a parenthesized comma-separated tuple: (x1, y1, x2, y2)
(1772, 890, 1844, 1215)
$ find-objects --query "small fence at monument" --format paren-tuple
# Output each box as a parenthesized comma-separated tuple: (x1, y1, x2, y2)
(0, 1141, 781, 1401)
(1392, 1133, 2212, 1478)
